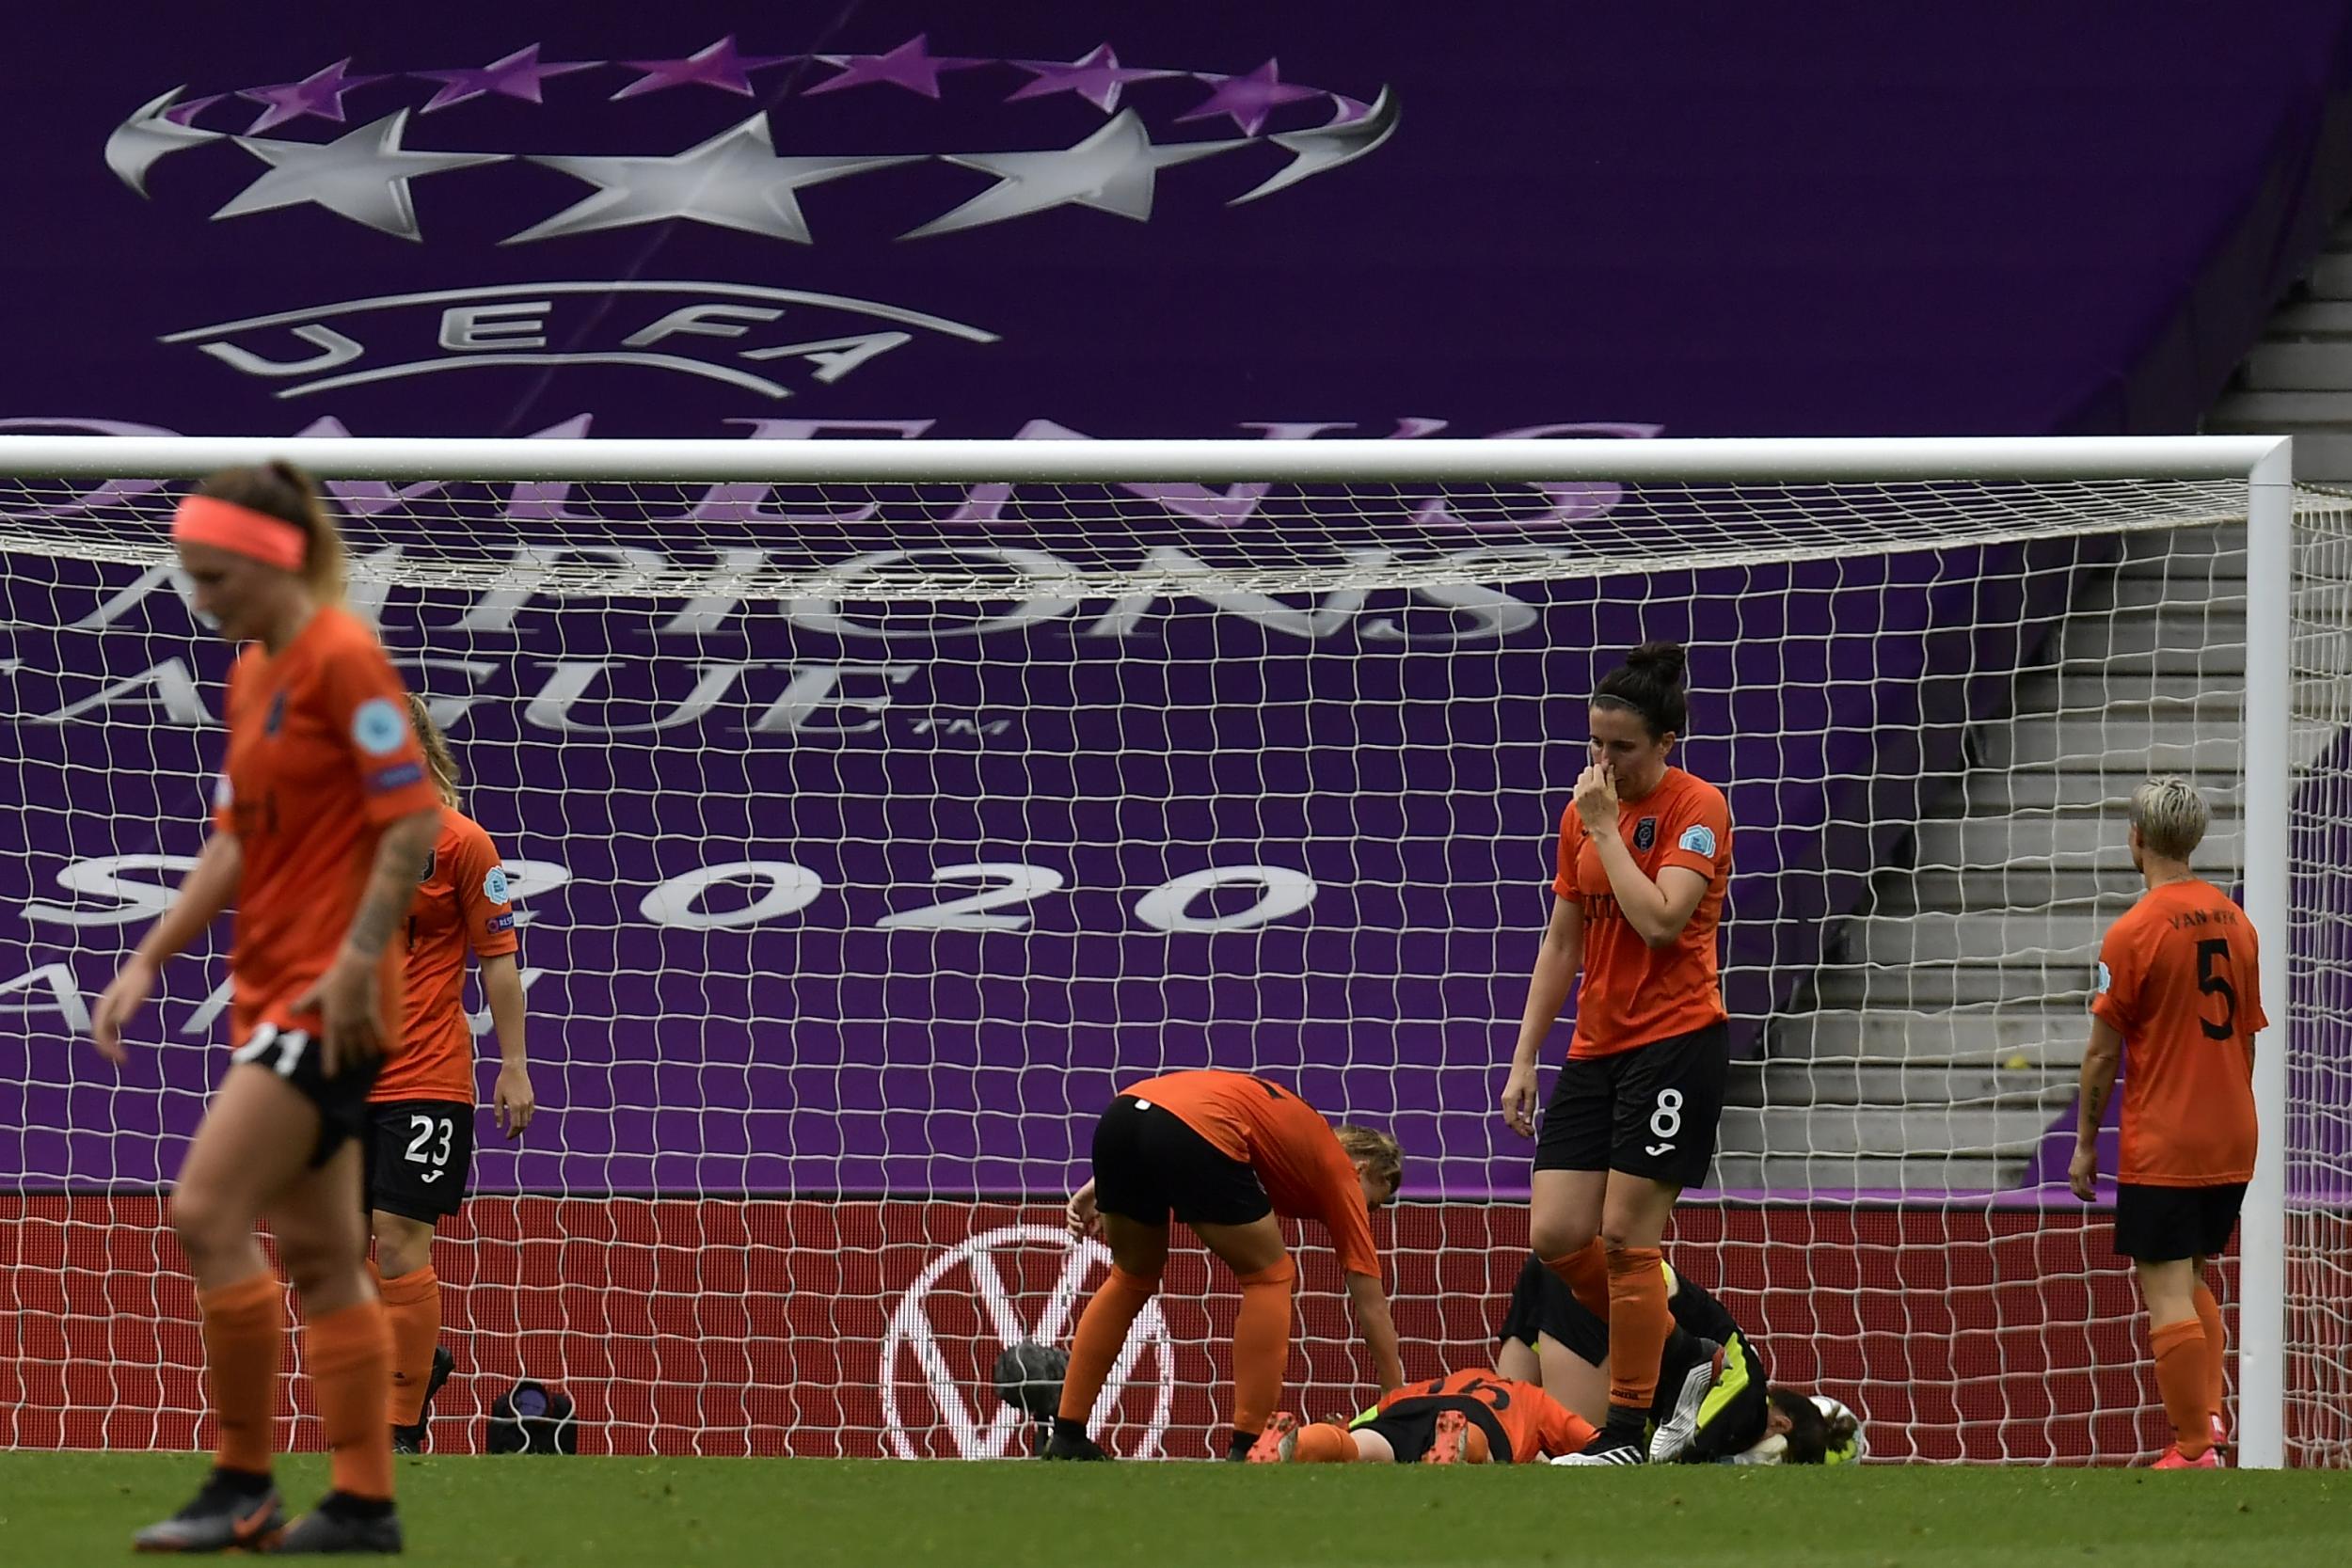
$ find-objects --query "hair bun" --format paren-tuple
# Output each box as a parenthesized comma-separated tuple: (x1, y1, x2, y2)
(1625, 641, 1688, 683)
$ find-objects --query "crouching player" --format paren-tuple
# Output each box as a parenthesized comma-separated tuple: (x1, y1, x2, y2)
(1254, 1370, 1598, 1465)
(1495, 1254, 1865, 1465)
(1055, 1070, 1406, 1461)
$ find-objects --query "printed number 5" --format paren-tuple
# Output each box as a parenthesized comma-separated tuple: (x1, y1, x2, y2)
(2195, 938, 2239, 1041)
(405, 1115, 454, 1167)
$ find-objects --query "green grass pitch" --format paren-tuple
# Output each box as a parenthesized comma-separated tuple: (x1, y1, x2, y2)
(3, 1453, 2347, 1565)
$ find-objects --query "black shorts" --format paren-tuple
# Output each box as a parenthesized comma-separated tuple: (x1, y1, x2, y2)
(361, 1101, 475, 1223)
(1091, 1095, 1272, 1228)
(2113, 1181, 2246, 1263)
(1352, 1396, 1516, 1465)
(1494, 1254, 1608, 1367)
(229, 1023, 377, 1167)
(1534, 1021, 1728, 1188)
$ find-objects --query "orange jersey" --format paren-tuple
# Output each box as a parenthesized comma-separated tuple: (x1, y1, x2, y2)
(2090, 879, 2267, 1186)
(372, 808, 519, 1104)
(1120, 1070, 1381, 1278)
(1552, 767, 1732, 1056)
(212, 606, 441, 1043)
(1371, 1369, 1590, 1463)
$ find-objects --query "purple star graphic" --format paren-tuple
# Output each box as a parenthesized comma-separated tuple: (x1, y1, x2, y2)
(805, 34, 988, 100)
(413, 44, 599, 113)
(236, 58, 393, 135)
(611, 36, 795, 101)
(161, 93, 228, 128)
(1006, 44, 1177, 115)
(1176, 58, 1322, 136)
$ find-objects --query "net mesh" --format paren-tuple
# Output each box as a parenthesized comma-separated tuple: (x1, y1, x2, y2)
(0, 461, 2344, 1464)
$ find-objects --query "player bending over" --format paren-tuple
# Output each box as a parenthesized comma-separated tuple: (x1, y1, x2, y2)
(2070, 776, 2263, 1469)
(1494, 1253, 1863, 1465)
(1254, 1369, 1599, 1465)
(1054, 1069, 1406, 1461)
(91, 463, 442, 1553)
(366, 694, 537, 1453)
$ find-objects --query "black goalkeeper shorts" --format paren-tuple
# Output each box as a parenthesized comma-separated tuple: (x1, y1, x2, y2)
(1091, 1094, 1272, 1228)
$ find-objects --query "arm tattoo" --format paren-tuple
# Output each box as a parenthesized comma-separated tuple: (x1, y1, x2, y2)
(342, 818, 433, 958)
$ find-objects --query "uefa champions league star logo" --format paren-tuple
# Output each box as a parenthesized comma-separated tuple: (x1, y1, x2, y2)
(878, 1224, 1173, 1461)
(104, 36, 1394, 400)
(104, 36, 1399, 244)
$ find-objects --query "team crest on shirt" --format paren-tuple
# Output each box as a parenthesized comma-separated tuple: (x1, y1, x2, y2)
(1632, 816, 1657, 851)
(417, 847, 437, 885)
(263, 689, 288, 736)
(352, 697, 407, 756)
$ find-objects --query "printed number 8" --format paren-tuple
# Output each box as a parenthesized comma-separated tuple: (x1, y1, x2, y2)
(1650, 1087, 1684, 1140)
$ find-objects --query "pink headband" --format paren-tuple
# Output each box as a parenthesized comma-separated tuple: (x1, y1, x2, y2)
(171, 495, 308, 572)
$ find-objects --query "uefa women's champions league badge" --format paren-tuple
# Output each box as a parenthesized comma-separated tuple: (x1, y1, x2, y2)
(103, 36, 1398, 403)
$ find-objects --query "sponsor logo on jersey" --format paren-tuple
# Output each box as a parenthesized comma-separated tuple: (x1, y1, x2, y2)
(1677, 823, 1716, 859)
(353, 696, 407, 755)
(366, 760, 424, 793)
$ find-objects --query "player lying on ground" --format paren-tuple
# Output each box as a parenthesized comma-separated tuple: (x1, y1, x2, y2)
(1493, 1252, 1864, 1465)
(1251, 1369, 1598, 1465)
(2070, 776, 2260, 1469)
(365, 694, 537, 1453)
(90, 462, 442, 1554)
(1055, 1069, 1406, 1461)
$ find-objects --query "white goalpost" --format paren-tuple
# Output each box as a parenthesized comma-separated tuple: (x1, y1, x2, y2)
(0, 432, 2339, 1467)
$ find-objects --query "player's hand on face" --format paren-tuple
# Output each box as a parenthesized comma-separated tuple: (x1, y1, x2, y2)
(495, 1065, 537, 1141)
(1501, 1063, 1540, 1139)
(2067, 1145, 2100, 1203)
(91, 957, 158, 1066)
(294, 951, 384, 1078)
(1572, 762, 1618, 831)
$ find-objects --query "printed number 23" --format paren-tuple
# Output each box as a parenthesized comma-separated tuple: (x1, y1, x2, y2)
(2195, 938, 2239, 1041)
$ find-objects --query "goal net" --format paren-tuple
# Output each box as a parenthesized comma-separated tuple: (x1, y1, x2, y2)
(0, 435, 2342, 1466)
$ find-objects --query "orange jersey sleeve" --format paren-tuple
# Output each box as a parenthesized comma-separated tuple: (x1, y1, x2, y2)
(1556, 768, 1732, 1057)
(1122, 1070, 1382, 1278)
(2092, 879, 2265, 1185)
(214, 608, 442, 1042)
(374, 810, 517, 1105)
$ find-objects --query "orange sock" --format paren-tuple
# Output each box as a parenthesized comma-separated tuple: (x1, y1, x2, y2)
(199, 1273, 283, 1476)
(306, 1299, 395, 1501)
(2152, 1317, 2213, 1458)
(1056, 1266, 1157, 1424)
(376, 1266, 442, 1426)
(1542, 1240, 1610, 1322)
(1293, 1424, 1359, 1463)
(1605, 1245, 1672, 1413)
(2192, 1280, 2227, 1424)
(1231, 1256, 1297, 1438)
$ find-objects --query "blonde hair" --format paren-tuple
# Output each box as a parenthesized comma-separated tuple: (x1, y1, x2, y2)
(2128, 774, 2208, 862)
(1334, 1125, 1403, 1195)
(405, 691, 461, 808)
(194, 460, 347, 606)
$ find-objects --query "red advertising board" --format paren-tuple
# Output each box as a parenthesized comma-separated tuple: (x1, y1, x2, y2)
(0, 1196, 2241, 1463)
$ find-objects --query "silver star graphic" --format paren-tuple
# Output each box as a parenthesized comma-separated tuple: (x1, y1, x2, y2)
(1231, 87, 1400, 206)
(903, 109, 1240, 239)
(106, 87, 222, 198)
(214, 110, 506, 240)
(505, 115, 917, 245)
